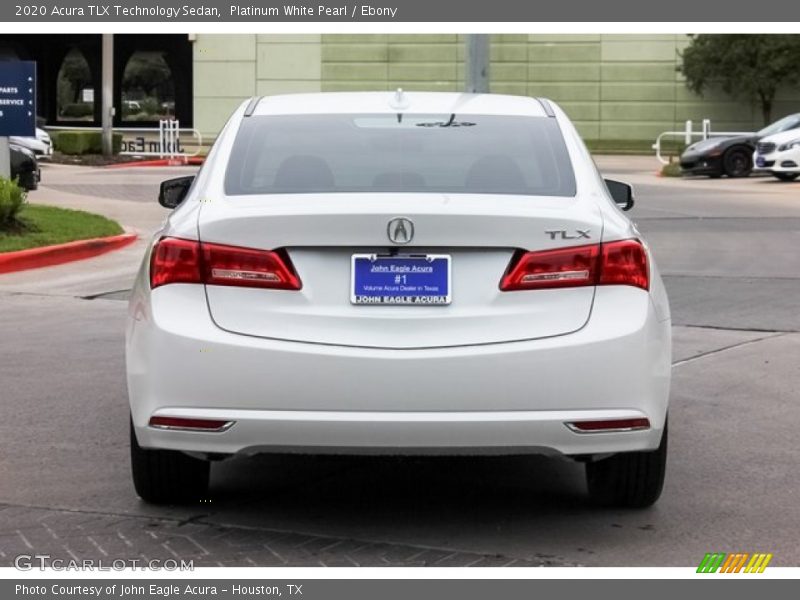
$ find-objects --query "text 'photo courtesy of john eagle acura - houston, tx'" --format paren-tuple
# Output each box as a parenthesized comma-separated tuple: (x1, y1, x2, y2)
(127, 91, 671, 509)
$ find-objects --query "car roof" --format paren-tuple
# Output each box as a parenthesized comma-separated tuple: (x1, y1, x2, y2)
(249, 91, 550, 118)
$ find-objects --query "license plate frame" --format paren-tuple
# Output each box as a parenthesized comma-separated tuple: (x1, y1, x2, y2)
(350, 253, 452, 306)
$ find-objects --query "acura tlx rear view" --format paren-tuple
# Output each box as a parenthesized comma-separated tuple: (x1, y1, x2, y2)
(126, 92, 671, 508)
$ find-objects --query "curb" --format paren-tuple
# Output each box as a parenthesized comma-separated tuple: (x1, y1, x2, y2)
(0, 232, 138, 274)
(105, 157, 204, 168)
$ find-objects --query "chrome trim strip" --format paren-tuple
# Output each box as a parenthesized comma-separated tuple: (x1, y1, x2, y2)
(149, 421, 236, 433)
(521, 269, 589, 283)
(565, 423, 650, 434)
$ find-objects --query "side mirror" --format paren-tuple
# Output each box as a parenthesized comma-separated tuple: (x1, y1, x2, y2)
(158, 176, 195, 209)
(604, 179, 635, 211)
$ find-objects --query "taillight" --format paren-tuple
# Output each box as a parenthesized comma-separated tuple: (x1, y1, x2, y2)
(500, 244, 599, 291)
(500, 239, 648, 292)
(150, 237, 302, 290)
(202, 243, 302, 289)
(598, 239, 649, 290)
(150, 237, 202, 288)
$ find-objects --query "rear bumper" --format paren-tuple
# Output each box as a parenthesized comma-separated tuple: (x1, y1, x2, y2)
(127, 284, 671, 457)
(141, 407, 662, 456)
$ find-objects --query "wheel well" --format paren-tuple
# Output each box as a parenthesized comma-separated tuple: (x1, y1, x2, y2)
(725, 144, 753, 157)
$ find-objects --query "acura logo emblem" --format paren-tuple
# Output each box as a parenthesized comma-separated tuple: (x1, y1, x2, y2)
(387, 217, 414, 244)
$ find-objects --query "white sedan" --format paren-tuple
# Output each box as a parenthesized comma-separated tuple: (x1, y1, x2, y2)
(753, 126, 800, 182)
(127, 91, 671, 508)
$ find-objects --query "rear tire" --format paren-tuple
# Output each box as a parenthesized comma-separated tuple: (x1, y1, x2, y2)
(130, 419, 210, 504)
(722, 147, 752, 178)
(773, 172, 799, 182)
(585, 421, 667, 508)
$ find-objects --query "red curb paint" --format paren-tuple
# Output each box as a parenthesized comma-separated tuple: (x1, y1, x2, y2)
(0, 233, 138, 274)
(105, 157, 204, 168)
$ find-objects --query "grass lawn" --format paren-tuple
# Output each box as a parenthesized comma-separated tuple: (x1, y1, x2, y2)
(0, 204, 124, 253)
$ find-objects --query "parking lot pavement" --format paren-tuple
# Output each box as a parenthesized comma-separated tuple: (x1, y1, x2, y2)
(0, 504, 550, 568)
(1, 156, 799, 567)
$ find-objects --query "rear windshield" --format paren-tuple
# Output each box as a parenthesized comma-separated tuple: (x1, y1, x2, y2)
(224, 113, 576, 197)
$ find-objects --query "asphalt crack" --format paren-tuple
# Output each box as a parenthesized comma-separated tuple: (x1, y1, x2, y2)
(672, 331, 788, 367)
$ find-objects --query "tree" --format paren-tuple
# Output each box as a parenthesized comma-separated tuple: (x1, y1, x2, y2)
(680, 34, 800, 125)
(58, 48, 92, 104)
(121, 52, 172, 99)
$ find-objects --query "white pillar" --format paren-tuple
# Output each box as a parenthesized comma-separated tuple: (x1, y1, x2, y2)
(465, 35, 490, 94)
(0, 137, 10, 179)
(101, 34, 114, 157)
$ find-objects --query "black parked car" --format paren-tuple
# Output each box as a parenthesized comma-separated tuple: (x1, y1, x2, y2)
(680, 113, 800, 178)
(9, 143, 40, 191)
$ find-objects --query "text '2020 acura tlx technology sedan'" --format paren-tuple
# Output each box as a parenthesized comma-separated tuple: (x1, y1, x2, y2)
(126, 91, 671, 508)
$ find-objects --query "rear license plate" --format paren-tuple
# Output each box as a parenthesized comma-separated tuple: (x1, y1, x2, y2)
(351, 254, 451, 305)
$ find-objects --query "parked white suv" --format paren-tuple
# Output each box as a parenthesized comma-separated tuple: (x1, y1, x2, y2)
(127, 92, 671, 508)
(753, 128, 800, 181)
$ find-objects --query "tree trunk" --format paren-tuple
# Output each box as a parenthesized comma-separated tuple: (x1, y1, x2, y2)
(759, 91, 773, 126)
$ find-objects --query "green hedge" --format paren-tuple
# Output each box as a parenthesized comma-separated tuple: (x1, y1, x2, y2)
(52, 131, 123, 155)
(60, 103, 94, 118)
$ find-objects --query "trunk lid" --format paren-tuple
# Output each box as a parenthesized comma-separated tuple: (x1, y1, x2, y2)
(198, 193, 602, 349)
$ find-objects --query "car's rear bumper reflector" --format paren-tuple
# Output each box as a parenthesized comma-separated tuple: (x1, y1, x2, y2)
(148, 416, 234, 432)
(565, 417, 650, 433)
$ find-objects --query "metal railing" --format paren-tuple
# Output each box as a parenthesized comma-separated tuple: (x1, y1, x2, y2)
(653, 119, 755, 164)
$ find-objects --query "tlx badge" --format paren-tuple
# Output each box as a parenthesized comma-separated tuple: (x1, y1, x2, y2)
(545, 229, 591, 240)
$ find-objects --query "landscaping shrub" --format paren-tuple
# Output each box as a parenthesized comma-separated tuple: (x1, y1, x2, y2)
(0, 177, 27, 229)
(139, 97, 161, 116)
(660, 161, 683, 177)
(124, 112, 159, 122)
(52, 131, 123, 155)
(60, 103, 94, 118)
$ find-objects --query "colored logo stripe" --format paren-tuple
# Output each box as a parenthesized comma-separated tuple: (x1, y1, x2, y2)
(697, 553, 726, 573)
(719, 553, 749, 573)
(697, 552, 772, 573)
(745, 553, 773, 573)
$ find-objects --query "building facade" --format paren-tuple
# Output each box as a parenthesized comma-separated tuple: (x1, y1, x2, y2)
(193, 34, 800, 145)
(2, 33, 798, 148)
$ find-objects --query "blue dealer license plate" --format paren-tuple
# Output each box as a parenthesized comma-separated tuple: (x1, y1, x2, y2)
(351, 254, 451, 305)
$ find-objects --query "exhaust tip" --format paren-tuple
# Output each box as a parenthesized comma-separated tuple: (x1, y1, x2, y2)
(566, 418, 650, 434)
(148, 416, 234, 432)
